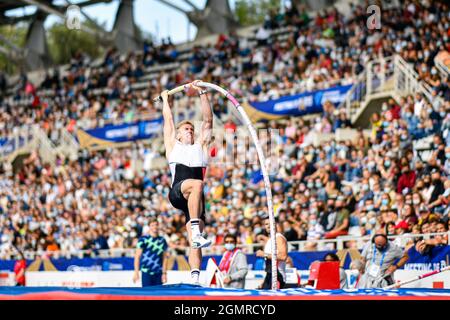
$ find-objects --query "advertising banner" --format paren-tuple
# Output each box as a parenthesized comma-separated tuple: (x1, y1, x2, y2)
(76, 117, 163, 148)
(244, 85, 352, 121)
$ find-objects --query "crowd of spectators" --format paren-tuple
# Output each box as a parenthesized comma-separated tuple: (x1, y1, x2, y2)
(0, 0, 449, 260)
(0, 87, 449, 259)
(1, 1, 448, 135)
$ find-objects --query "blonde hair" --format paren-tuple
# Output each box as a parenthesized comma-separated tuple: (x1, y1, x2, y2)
(176, 120, 195, 130)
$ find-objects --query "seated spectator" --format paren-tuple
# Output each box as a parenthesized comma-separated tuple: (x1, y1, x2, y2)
(323, 252, 347, 289)
(324, 196, 349, 239)
(218, 233, 248, 289)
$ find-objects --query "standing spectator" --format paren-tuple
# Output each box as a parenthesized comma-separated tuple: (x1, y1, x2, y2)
(256, 217, 288, 289)
(358, 233, 409, 288)
(218, 233, 248, 289)
(133, 219, 169, 287)
(14, 251, 27, 286)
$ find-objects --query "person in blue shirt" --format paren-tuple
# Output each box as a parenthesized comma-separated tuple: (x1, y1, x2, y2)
(133, 219, 169, 287)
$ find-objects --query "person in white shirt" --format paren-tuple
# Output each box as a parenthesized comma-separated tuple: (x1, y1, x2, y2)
(160, 80, 213, 284)
(256, 217, 288, 289)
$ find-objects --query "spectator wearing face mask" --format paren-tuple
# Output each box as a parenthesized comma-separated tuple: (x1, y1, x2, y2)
(426, 169, 445, 204)
(358, 232, 409, 288)
(218, 233, 248, 289)
(320, 198, 337, 233)
(397, 165, 416, 194)
(444, 146, 450, 173)
(305, 213, 325, 250)
(324, 196, 349, 239)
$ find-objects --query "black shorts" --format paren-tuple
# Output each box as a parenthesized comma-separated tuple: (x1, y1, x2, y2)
(261, 259, 286, 289)
(168, 180, 206, 223)
(261, 269, 286, 290)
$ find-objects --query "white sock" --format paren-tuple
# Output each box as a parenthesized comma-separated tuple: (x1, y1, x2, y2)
(191, 269, 200, 283)
(190, 219, 201, 237)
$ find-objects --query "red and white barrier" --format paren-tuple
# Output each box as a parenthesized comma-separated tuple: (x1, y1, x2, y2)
(385, 267, 450, 289)
(18, 269, 450, 289)
(0, 271, 15, 286)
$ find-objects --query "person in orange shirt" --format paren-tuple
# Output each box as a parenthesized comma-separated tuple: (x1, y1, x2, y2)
(46, 235, 60, 252)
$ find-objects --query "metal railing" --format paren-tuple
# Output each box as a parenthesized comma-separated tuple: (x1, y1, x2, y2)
(393, 54, 444, 106)
(31, 126, 59, 166)
(0, 126, 35, 161)
(58, 128, 79, 160)
(366, 55, 395, 97)
(340, 54, 445, 124)
(2, 232, 448, 261)
(342, 70, 367, 121)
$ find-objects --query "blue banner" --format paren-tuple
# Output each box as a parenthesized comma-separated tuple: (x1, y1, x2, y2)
(1, 246, 448, 272)
(248, 84, 352, 117)
(404, 245, 450, 271)
(0, 136, 30, 157)
(1, 286, 449, 298)
(77, 117, 163, 148)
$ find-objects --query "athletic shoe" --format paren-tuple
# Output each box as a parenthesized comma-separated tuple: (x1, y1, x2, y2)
(192, 235, 212, 249)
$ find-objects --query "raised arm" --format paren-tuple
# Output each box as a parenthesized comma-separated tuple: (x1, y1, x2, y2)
(191, 80, 213, 147)
(161, 90, 176, 157)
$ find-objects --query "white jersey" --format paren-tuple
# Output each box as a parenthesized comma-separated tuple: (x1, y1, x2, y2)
(264, 233, 287, 281)
(168, 141, 208, 187)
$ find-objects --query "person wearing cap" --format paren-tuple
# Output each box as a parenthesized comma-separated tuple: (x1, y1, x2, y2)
(133, 219, 169, 287)
(417, 205, 440, 227)
(391, 220, 410, 247)
(358, 232, 409, 288)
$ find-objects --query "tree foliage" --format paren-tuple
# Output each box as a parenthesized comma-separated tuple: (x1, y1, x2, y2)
(47, 20, 105, 65)
(0, 24, 27, 74)
(234, 0, 281, 26)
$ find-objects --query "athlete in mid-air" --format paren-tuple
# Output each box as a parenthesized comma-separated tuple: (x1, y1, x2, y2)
(160, 80, 212, 284)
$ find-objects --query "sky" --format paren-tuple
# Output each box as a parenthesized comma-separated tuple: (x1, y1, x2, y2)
(5, 0, 239, 44)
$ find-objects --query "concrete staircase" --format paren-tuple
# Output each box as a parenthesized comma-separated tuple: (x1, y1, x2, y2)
(0, 125, 80, 168)
(340, 54, 445, 127)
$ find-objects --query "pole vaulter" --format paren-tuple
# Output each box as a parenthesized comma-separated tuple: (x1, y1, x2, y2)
(154, 81, 278, 290)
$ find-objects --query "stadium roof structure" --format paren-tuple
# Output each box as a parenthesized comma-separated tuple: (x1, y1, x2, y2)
(156, 0, 239, 39)
(0, 0, 140, 71)
(0, 0, 114, 25)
